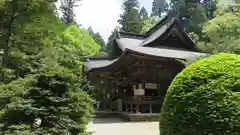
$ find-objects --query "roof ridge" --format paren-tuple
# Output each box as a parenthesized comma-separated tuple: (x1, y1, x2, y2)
(146, 14, 179, 35)
(118, 31, 147, 37)
(140, 18, 175, 46)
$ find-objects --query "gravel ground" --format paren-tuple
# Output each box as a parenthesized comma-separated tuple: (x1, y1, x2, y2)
(86, 118, 159, 135)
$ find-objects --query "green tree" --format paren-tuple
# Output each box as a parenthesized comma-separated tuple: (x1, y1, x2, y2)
(87, 27, 106, 54)
(87, 27, 94, 36)
(139, 7, 149, 20)
(87, 27, 105, 47)
(199, 11, 240, 53)
(151, 0, 168, 17)
(169, 0, 208, 35)
(0, 68, 94, 135)
(118, 0, 143, 33)
(0, 0, 58, 81)
(60, 0, 79, 25)
(202, 0, 218, 19)
(0, 1, 100, 134)
(94, 32, 105, 47)
(106, 28, 118, 56)
(140, 16, 160, 33)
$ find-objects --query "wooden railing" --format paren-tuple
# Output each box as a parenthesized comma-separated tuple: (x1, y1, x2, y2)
(124, 96, 160, 101)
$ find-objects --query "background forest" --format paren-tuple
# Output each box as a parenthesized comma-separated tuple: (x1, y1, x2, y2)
(0, 0, 240, 135)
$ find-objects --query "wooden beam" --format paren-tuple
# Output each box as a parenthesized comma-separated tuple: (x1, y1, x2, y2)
(114, 60, 139, 75)
(128, 53, 172, 62)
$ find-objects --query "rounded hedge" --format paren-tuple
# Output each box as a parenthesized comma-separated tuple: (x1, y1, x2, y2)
(160, 53, 240, 135)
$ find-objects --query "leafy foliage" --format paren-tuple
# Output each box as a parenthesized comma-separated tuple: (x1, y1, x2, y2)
(60, 0, 80, 25)
(200, 11, 240, 53)
(160, 53, 240, 135)
(0, 0, 100, 134)
(138, 7, 149, 20)
(61, 25, 101, 57)
(169, 0, 209, 35)
(140, 16, 160, 34)
(0, 0, 58, 79)
(151, 0, 168, 17)
(106, 28, 118, 56)
(118, 0, 143, 33)
(189, 2, 240, 54)
(87, 27, 106, 51)
(0, 68, 94, 135)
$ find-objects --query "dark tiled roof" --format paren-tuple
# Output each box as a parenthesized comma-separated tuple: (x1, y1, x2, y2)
(117, 31, 147, 39)
(116, 38, 144, 50)
(145, 14, 175, 35)
(84, 47, 209, 72)
(85, 56, 117, 61)
(84, 59, 117, 72)
(130, 47, 209, 60)
(84, 15, 209, 73)
(140, 18, 174, 46)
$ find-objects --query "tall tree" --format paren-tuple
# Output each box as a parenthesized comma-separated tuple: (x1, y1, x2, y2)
(94, 32, 105, 47)
(139, 7, 149, 20)
(151, 0, 168, 17)
(87, 27, 105, 48)
(141, 16, 160, 33)
(106, 27, 119, 56)
(202, 0, 218, 19)
(0, 0, 58, 81)
(0, 1, 99, 134)
(60, 0, 79, 25)
(118, 0, 143, 33)
(196, 2, 240, 53)
(87, 27, 94, 36)
(169, 0, 208, 35)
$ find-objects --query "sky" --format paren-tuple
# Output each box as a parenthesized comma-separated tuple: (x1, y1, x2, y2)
(75, 0, 153, 42)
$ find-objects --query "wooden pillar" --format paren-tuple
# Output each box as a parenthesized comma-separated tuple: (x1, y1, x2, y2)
(130, 104, 133, 113)
(125, 104, 128, 112)
(136, 104, 139, 113)
(149, 104, 152, 113)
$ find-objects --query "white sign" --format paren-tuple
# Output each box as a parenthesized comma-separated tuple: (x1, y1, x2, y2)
(134, 89, 145, 96)
(145, 83, 158, 89)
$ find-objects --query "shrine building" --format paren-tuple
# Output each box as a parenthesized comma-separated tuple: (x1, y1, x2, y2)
(84, 15, 209, 120)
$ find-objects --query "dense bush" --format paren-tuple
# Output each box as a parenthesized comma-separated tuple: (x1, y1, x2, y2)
(160, 53, 240, 135)
(0, 67, 94, 135)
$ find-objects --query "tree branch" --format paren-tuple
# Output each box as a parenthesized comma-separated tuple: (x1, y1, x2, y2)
(0, 0, 33, 81)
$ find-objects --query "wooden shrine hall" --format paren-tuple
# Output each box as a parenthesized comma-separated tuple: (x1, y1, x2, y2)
(84, 16, 208, 120)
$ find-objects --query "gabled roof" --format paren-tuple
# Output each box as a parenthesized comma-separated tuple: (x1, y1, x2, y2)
(84, 15, 209, 73)
(114, 17, 198, 52)
(115, 33, 145, 50)
(85, 46, 209, 72)
(145, 14, 175, 35)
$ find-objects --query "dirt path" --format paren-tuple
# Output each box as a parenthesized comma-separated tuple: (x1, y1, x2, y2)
(86, 118, 159, 135)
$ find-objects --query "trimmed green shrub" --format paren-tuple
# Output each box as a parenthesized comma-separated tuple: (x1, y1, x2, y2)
(160, 53, 240, 135)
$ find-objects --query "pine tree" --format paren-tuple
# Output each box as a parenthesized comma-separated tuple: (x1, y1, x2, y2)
(87, 27, 94, 36)
(151, 0, 168, 17)
(201, 0, 218, 19)
(106, 28, 118, 55)
(169, 0, 208, 35)
(60, 0, 80, 25)
(87, 27, 105, 47)
(94, 32, 105, 47)
(139, 7, 149, 20)
(118, 0, 143, 33)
